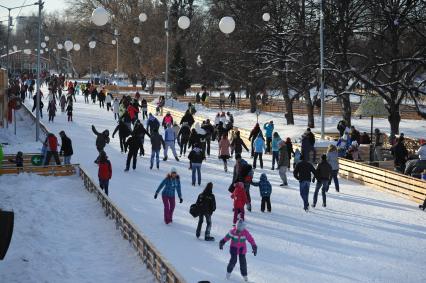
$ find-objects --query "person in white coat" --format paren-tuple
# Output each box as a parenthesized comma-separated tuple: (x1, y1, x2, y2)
(113, 97, 120, 120)
(106, 93, 113, 111)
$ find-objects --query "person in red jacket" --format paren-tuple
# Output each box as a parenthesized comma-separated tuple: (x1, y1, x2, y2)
(231, 182, 247, 224)
(44, 133, 61, 165)
(98, 151, 112, 195)
(127, 104, 139, 124)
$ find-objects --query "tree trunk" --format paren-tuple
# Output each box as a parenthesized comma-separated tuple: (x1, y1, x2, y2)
(150, 78, 156, 94)
(283, 91, 294, 125)
(338, 93, 352, 126)
(304, 91, 315, 128)
(249, 87, 257, 113)
(388, 104, 401, 135)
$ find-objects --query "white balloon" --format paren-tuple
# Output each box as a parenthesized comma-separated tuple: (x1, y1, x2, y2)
(44, 36, 50, 41)
(219, 16, 235, 34)
(178, 16, 190, 30)
(12, 45, 17, 51)
(111, 39, 116, 45)
(24, 49, 31, 55)
(73, 43, 81, 51)
(133, 36, 140, 44)
(41, 42, 46, 48)
(40, 50, 44, 54)
(64, 40, 73, 51)
(89, 41, 96, 49)
(45, 48, 49, 52)
(139, 13, 147, 22)
(91, 7, 109, 26)
(53, 48, 57, 52)
(57, 43, 63, 50)
(25, 39, 29, 44)
(262, 13, 271, 22)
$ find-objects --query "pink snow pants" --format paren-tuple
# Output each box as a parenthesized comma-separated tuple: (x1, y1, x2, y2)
(162, 196, 176, 224)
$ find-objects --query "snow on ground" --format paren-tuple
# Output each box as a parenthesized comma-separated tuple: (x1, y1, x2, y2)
(164, 98, 426, 141)
(0, 173, 155, 283)
(18, 91, 426, 283)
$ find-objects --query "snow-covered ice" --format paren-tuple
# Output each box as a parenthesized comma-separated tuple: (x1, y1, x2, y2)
(7, 92, 426, 283)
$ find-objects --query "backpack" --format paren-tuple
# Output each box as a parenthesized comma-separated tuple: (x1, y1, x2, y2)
(189, 203, 200, 218)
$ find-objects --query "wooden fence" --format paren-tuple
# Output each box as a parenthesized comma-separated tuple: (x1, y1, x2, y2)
(338, 158, 426, 204)
(3, 153, 64, 167)
(0, 163, 78, 176)
(79, 167, 186, 283)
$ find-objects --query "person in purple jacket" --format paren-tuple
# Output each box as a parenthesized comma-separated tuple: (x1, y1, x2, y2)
(154, 167, 183, 224)
(219, 219, 257, 282)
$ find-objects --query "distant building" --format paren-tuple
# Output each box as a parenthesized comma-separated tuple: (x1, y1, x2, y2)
(0, 50, 50, 76)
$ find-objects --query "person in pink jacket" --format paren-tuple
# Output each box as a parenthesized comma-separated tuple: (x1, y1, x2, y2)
(219, 219, 257, 282)
(219, 133, 231, 172)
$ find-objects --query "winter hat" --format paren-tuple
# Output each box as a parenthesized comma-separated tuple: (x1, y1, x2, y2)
(321, 154, 327, 161)
(236, 219, 246, 232)
(170, 167, 177, 174)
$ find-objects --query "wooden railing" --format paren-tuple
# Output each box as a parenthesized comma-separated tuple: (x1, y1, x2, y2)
(0, 163, 79, 176)
(79, 167, 186, 283)
(3, 153, 64, 167)
(338, 158, 426, 204)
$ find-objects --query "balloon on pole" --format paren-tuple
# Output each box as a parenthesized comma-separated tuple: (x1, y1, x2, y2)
(133, 36, 140, 44)
(219, 16, 235, 34)
(73, 43, 81, 51)
(262, 13, 271, 22)
(139, 13, 147, 22)
(91, 7, 109, 26)
(64, 40, 73, 52)
(178, 16, 190, 30)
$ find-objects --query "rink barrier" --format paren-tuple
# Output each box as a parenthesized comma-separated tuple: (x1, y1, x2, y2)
(3, 153, 64, 167)
(78, 167, 186, 283)
(0, 163, 79, 176)
(338, 158, 426, 204)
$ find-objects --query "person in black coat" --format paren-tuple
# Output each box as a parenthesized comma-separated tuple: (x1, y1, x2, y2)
(32, 94, 44, 118)
(294, 155, 317, 211)
(141, 98, 148, 120)
(112, 119, 131, 153)
(195, 182, 216, 241)
(178, 122, 191, 156)
(312, 155, 332, 208)
(391, 136, 408, 173)
(132, 120, 151, 156)
(231, 131, 249, 155)
(59, 131, 73, 164)
(202, 119, 215, 156)
(180, 110, 195, 127)
(124, 135, 140, 171)
(188, 144, 205, 186)
(150, 128, 165, 169)
(188, 128, 201, 150)
(92, 125, 110, 163)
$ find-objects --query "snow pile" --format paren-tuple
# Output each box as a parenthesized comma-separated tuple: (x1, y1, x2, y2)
(0, 174, 155, 283)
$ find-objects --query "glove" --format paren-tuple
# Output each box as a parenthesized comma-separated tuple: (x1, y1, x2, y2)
(112, 134, 115, 138)
(312, 177, 316, 183)
(154, 193, 158, 199)
(252, 245, 257, 256)
(219, 239, 225, 250)
(179, 197, 183, 203)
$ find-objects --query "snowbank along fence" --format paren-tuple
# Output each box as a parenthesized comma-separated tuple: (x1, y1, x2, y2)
(79, 167, 186, 283)
(338, 158, 426, 204)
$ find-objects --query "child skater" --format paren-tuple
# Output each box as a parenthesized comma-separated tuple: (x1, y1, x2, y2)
(219, 219, 257, 282)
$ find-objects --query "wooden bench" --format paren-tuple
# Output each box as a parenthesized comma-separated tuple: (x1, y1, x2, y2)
(3, 153, 64, 167)
(338, 158, 426, 204)
(0, 164, 78, 176)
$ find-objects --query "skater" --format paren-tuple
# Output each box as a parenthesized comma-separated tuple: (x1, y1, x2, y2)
(178, 122, 191, 156)
(47, 100, 56, 122)
(147, 113, 160, 135)
(202, 119, 215, 156)
(391, 136, 408, 173)
(271, 132, 282, 170)
(113, 97, 120, 120)
(231, 182, 247, 224)
(150, 128, 165, 169)
(92, 125, 110, 162)
(163, 123, 180, 161)
(253, 133, 265, 169)
(294, 155, 317, 211)
(44, 133, 61, 165)
(154, 168, 183, 224)
(219, 219, 257, 282)
(66, 103, 73, 122)
(59, 131, 73, 164)
(98, 151, 112, 196)
(60, 94, 66, 112)
(133, 120, 151, 156)
(124, 134, 140, 171)
(105, 93, 113, 111)
(312, 154, 332, 208)
(374, 128, 384, 161)
(263, 121, 274, 154)
(219, 134, 231, 172)
(180, 109, 195, 127)
(326, 145, 340, 192)
(228, 91, 236, 107)
(248, 123, 262, 157)
(162, 111, 174, 129)
(419, 197, 426, 211)
(285, 138, 295, 170)
(195, 182, 216, 241)
(230, 131, 249, 156)
(188, 143, 205, 186)
(278, 141, 290, 187)
(141, 98, 148, 120)
(8, 151, 23, 168)
(251, 173, 272, 212)
(112, 119, 132, 153)
(194, 122, 207, 156)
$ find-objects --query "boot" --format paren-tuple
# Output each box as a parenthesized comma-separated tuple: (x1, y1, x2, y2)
(226, 273, 231, 280)
(175, 156, 180, 161)
(205, 236, 215, 241)
(163, 156, 168, 161)
(322, 203, 326, 207)
(247, 203, 252, 212)
(243, 276, 248, 282)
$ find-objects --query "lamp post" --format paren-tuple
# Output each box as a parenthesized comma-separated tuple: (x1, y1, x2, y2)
(318, 0, 325, 140)
(89, 40, 96, 83)
(114, 28, 119, 79)
(35, 0, 43, 142)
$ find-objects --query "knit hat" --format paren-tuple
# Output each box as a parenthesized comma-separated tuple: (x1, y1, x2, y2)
(236, 219, 246, 232)
(171, 167, 177, 174)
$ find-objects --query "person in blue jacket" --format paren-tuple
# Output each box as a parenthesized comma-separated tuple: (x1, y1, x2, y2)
(253, 133, 266, 169)
(154, 167, 183, 224)
(251, 173, 272, 212)
(263, 121, 274, 153)
(271, 132, 282, 170)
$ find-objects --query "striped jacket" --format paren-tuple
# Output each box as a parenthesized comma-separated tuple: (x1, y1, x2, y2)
(221, 228, 256, 255)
